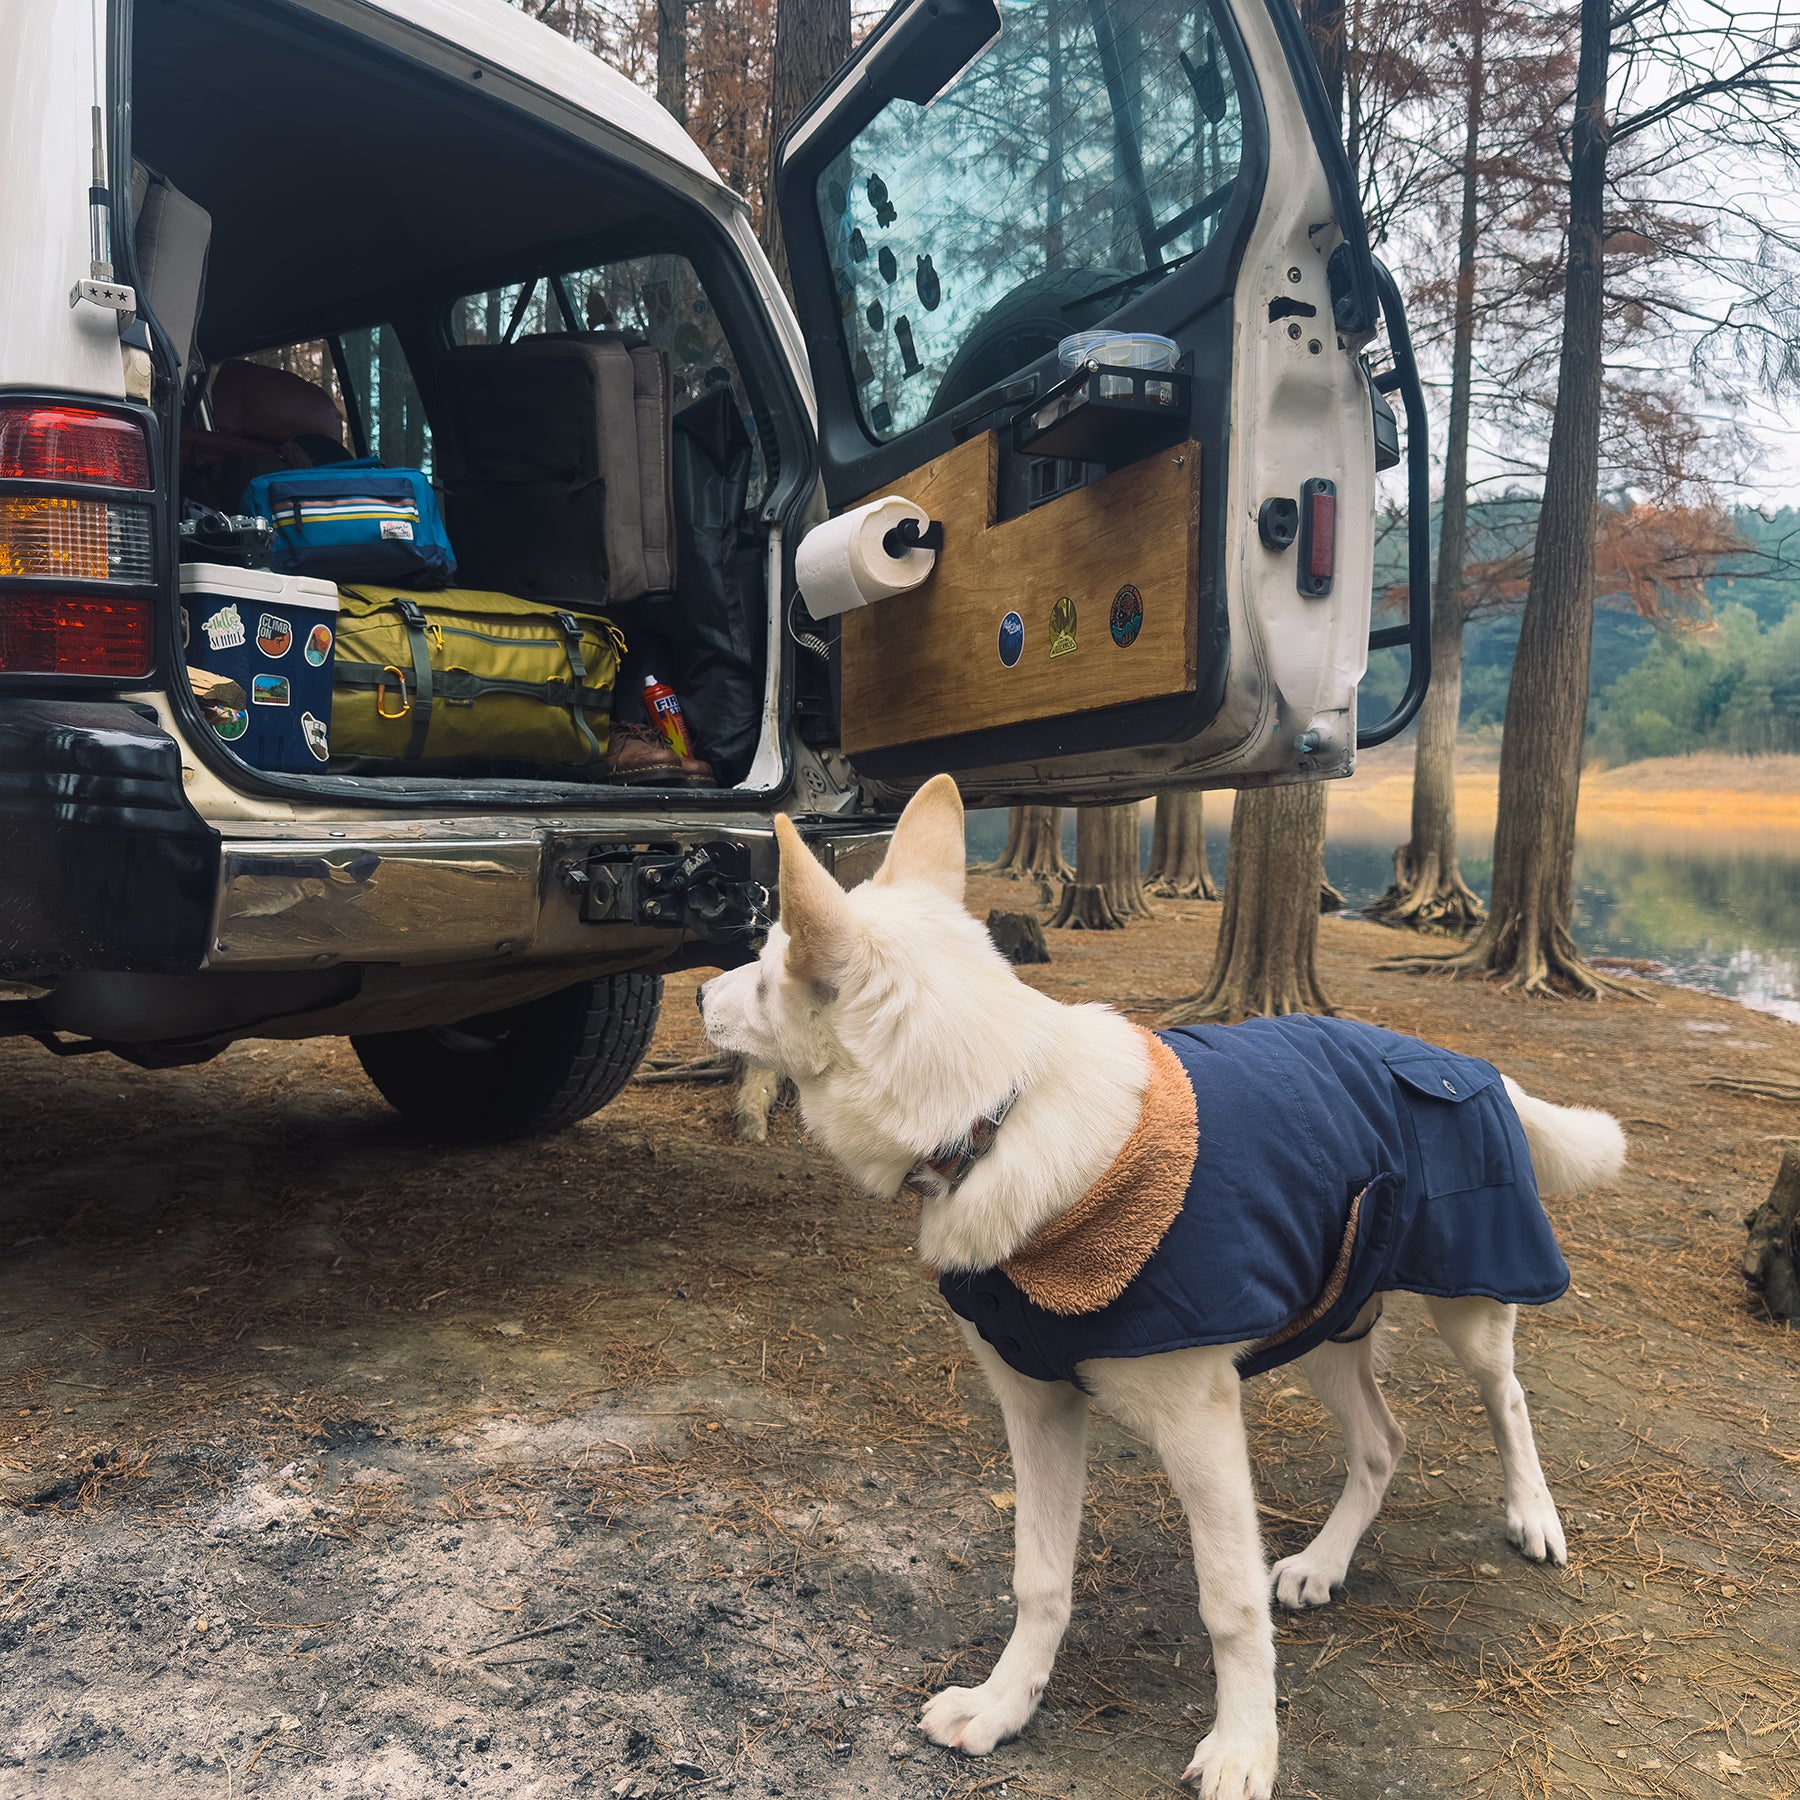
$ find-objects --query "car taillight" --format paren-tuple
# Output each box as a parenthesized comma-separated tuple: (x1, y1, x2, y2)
(0, 404, 151, 488)
(0, 495, 155, 582)
(0, 592, 154, 677)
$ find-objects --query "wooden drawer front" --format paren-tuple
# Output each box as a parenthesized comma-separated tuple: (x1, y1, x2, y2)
(840, 434, 1201, 756)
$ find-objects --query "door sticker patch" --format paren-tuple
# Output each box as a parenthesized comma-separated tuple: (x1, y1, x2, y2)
(202, 603, 245, 651)
(301, 712, 330, 762)
(1049, 596, 1078, 658)
(304, 623, 334, 666)
(255, 612, 293, 658)
(251, 674, 290, 707)
(210, 706, 248, 742)
(997, 610, 1024, 668)
(1109, 584, 1144, 648)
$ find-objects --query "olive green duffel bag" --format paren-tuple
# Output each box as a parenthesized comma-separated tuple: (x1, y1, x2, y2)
(333, 586, 626, 764)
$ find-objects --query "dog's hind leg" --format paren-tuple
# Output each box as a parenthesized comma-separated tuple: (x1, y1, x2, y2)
(1271, 1310, 1405, 1609)
(919, 1322, 1088, 1756)
(1426, 1296, 1567, 1566)
(1088, 1347, 1278, 1800)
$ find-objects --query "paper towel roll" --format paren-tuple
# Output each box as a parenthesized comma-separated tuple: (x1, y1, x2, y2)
(797, 494, 937, 620)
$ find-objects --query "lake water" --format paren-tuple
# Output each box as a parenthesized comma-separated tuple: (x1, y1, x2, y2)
(967, 807, 1800, 1024)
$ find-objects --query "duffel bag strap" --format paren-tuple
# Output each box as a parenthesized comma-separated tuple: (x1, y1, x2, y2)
(554, 610, 605, 765)
(392, 598, 435, 759)
(337, 666, 611, 712)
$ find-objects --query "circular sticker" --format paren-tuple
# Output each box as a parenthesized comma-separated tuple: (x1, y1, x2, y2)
(1109, 584, 1144, 648)
(997, 610, 1025, 668)
(304, 622, 334, 666)
(210, 705, 248, 742)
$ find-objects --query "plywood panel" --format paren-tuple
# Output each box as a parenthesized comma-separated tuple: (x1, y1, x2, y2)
(839, 435, 1200, 757)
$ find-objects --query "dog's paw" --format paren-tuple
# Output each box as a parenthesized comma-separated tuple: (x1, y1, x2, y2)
(1182, 1728, 1279, 1800)
(1507, 1494, 1568, 1566)
(1271, 1550, 1343, 1610)
(918, 1677, 1041, 1756)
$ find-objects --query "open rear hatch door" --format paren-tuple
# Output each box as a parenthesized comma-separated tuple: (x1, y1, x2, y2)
(775, 0, 1430, 803)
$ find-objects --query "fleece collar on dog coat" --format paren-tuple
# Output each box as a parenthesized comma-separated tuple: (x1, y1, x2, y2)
(939, 1015, 1570, 1387)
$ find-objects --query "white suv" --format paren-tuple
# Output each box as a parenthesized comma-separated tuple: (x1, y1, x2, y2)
(0, 0, 1427, 1136)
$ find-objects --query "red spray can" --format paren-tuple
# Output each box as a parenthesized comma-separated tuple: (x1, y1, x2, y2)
(641, 673, 695, 759)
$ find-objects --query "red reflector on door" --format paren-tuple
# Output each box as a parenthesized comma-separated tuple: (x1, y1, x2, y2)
(1307, 490, 1336, 582)
(0, 404, 152, 488)
(0, 592, 154, 676)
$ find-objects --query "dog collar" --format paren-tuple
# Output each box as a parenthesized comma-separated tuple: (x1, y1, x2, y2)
(902, 1091, 1019, 1201)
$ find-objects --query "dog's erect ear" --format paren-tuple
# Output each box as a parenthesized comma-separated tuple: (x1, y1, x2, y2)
(776, 813, 853, 985)
(873, 774, 966, 902)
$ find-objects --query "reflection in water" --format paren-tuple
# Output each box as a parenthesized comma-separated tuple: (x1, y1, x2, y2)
(966, 807, 1800, 1024)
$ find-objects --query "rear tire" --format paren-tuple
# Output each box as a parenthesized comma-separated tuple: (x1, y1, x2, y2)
(351, 972, 663, 1141)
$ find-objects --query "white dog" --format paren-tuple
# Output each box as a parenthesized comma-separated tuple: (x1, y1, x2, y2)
(699, 776, 1625, 1799)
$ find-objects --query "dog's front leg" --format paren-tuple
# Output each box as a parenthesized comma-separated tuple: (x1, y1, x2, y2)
(920, 1322, 1088, 1756)
(1090, 1348, 1278, 1800)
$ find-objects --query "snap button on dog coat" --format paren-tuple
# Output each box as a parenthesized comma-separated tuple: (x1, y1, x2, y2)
(939, 1015, 1570, 1387)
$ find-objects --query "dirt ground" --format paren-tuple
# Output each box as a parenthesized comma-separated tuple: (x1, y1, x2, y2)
(4, 874, 1799, 1800)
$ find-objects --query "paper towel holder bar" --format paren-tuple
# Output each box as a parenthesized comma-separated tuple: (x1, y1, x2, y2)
(882, 515, 943, 558)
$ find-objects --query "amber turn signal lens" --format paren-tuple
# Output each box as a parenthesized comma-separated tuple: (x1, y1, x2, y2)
(0, 496, 154, 582)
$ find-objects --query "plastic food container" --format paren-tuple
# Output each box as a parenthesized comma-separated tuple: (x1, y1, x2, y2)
(1057, 330, 1181, 403)
(179, 562, 339, 771)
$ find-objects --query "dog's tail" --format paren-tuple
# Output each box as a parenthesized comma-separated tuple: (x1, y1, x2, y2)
(1502, 1077, 1627, 1194)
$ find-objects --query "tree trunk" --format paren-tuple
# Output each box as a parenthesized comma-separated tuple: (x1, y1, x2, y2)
(1370, 9, 1486, 936)
(1744, 1149, 1800, 1323)
(1146, 791, 1219, 899)
(1384, 0, 1635, 997)
(656, 0, 688, 127)
(989, 806, 1072, 882)
(1050, 803, 1152, 930)
(761, 0, 852, 297)
(1163, 784, 1333, 1021)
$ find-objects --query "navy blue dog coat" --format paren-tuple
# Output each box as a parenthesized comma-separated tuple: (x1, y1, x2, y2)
(940, 1015, 1569, 1387)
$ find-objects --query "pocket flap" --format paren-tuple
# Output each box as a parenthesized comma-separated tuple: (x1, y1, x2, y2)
(1385, 1049, 1499, 1104)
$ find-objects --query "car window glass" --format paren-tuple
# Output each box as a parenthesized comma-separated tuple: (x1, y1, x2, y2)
(819, 0, 1244, 440)
(454, 257, 767, 506)
(334, 326, 434, 474)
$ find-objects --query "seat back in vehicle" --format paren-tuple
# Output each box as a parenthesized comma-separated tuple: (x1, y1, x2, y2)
(130, 161, 212, 391)
(431, 334, 675, 607)
(183, 358, 352, 513)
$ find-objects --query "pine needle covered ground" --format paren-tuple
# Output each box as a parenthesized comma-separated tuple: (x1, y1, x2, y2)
(2, 878, 1796, 1799)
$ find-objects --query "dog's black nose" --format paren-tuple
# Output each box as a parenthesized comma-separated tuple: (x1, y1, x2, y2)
(695, 981, 707, 1012)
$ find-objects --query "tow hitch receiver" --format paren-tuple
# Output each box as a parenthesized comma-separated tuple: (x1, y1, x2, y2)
(576, 841, 770, 943)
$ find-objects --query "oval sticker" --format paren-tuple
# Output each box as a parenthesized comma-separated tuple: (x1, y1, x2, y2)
(997, 610, 1025, 668)
(1109, 584, 1144, 647)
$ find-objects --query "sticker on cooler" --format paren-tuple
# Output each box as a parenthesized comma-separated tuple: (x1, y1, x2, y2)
(210, 706, 248, 742)
(301, 712, 330, 762)
(202, 603, 246, 651)
(251, 674, 291, 707)
(255, 612, 293, 658)
(304, 623, 333, 666)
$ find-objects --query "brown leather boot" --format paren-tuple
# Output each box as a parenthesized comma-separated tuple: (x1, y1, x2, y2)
(605, 720, 715, 785)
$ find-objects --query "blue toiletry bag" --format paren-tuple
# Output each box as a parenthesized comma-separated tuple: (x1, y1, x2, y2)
(243, 459, 456, 586)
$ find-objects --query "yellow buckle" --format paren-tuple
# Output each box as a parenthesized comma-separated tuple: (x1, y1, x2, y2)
(375, 666, 411, 719)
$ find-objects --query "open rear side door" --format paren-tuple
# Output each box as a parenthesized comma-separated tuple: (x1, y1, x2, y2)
(775, 0, 1429, 804)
